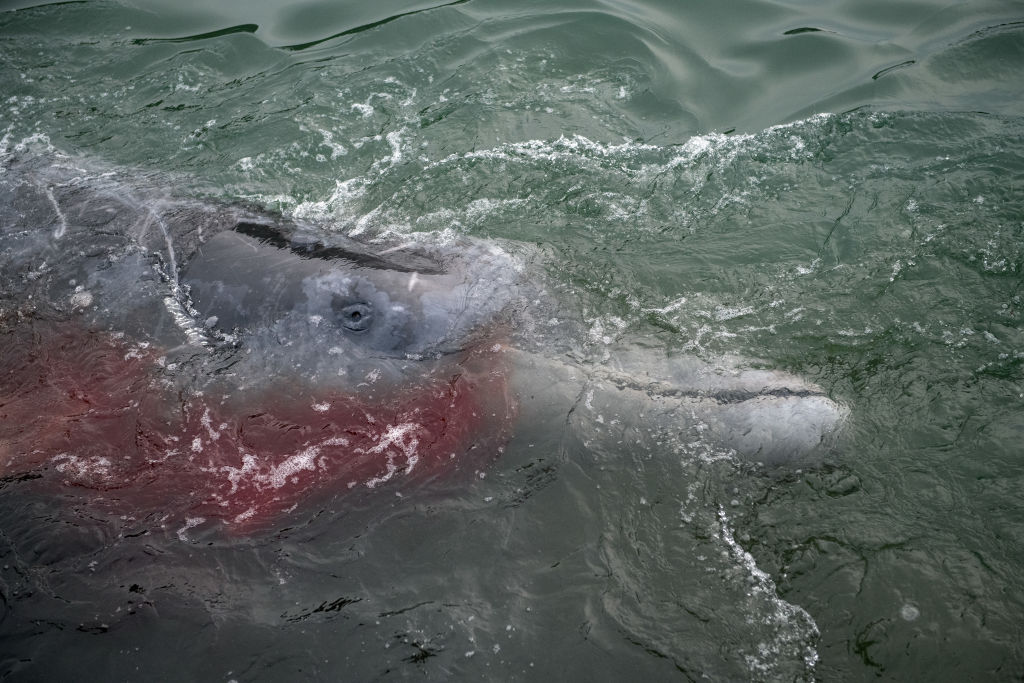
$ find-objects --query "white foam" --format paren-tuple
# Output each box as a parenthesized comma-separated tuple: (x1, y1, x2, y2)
(200, 407, 224, 441)
(176, 516, 205, 542)
(717, 506, 820, 677)
(318, 128, 348, 158)
(232, 506, 257, 524)
(69, 289, 93, 308)
(361, 422, 422, 488)
(714, 305, 754, 321)
(44, 185, 68, 239)
(261, 446, 321, 488)
(51, 453, 112, 480)
(351, 103, 374, 118)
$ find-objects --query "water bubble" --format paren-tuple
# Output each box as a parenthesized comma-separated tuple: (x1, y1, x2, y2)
(900, 604, 920, 621)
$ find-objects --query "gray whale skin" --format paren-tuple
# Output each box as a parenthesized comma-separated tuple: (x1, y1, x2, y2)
(0, 155, 846, 532)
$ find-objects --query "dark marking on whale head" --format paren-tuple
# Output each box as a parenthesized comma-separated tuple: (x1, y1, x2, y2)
(233, 221, 446, 275)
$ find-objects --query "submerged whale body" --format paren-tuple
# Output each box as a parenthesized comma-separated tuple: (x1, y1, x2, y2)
(0, 154, 846, 534)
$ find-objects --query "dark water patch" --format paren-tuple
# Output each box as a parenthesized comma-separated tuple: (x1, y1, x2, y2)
(284, 595, 362, 623)
(0, 0, 87, 13)
(783, 27, 824, 35)
(130, 23, 259, 46)
(280, 0, 470, 52)
(872, 59, 916, 79)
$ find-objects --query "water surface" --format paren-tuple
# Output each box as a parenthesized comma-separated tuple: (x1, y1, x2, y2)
(1, 0, 1023, 679)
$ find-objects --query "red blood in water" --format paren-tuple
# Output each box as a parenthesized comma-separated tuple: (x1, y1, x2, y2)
(0, 321, 515, 534)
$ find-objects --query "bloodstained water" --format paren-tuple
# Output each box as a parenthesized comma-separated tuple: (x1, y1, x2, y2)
(0, 320, 515, 535)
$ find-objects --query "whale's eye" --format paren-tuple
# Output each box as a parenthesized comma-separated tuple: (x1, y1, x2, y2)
(336, 302, 373, 332)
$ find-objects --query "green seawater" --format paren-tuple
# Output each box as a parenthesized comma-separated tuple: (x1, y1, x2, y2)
(1, 0, 1023, 680)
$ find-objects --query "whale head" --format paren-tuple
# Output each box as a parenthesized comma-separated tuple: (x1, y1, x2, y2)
(181, 222, 521, 393)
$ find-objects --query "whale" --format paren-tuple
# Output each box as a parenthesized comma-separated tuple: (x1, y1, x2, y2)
(0, 152, 846, 534)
